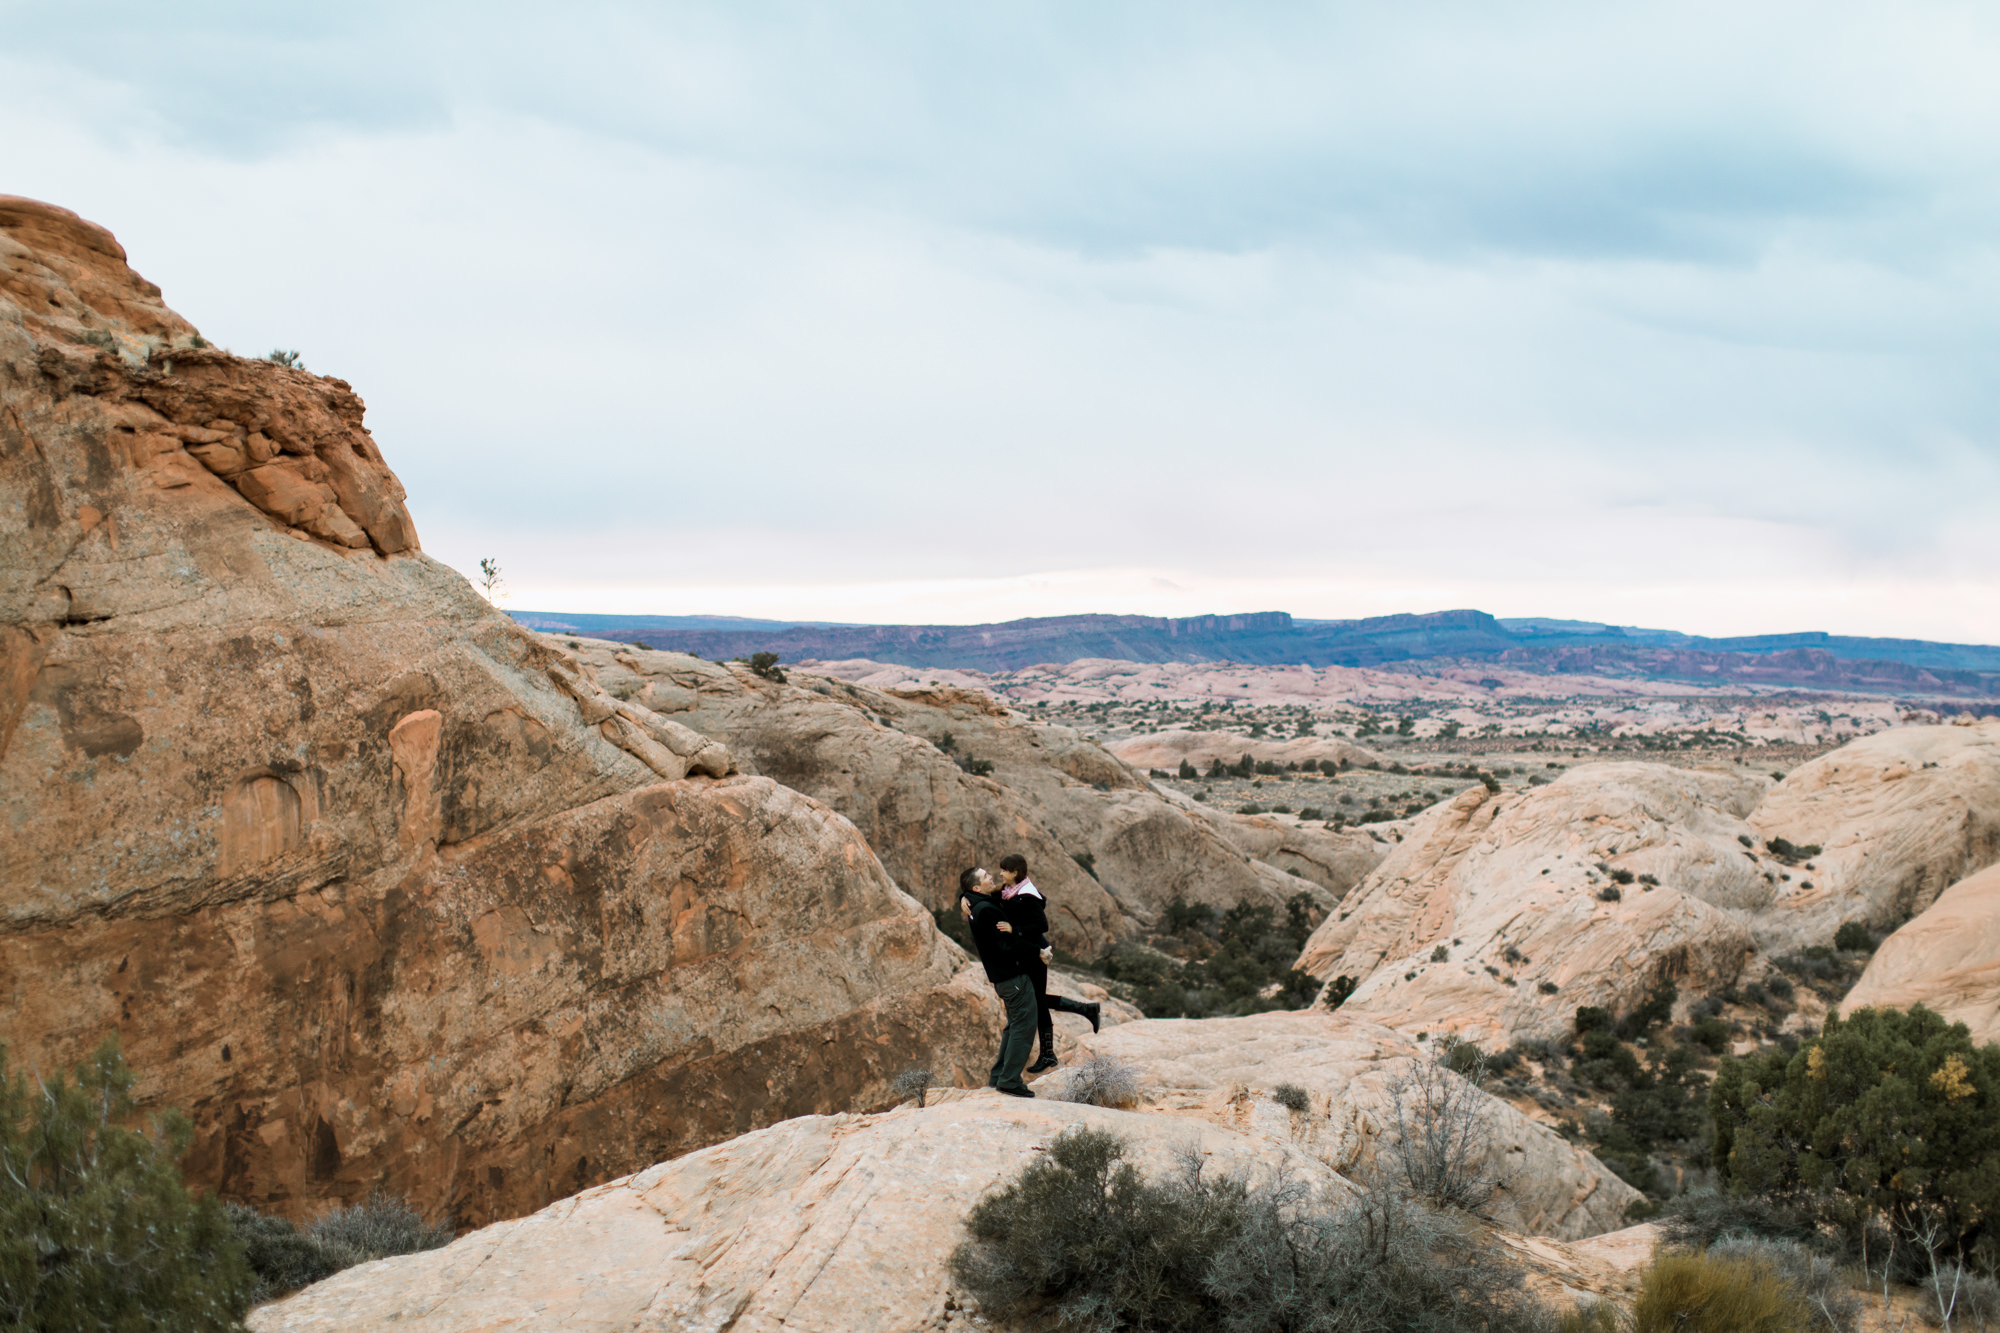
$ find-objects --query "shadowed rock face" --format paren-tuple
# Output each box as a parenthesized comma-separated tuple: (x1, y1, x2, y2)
(0, 196, 991, 1226)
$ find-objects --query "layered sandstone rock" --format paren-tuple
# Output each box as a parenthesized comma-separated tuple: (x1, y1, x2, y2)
(1749, 720, 2000, 941)
(0, 197, 990, 1226)
(1841, 863, 2000, 1042)
(1067, 1010, 1641, 1239)
(1294, 765, 1777, 1044)
(250, 1021, 1638, 1331)
(555, 640, 1360, 954)
(1291, 727, 2000, 1047)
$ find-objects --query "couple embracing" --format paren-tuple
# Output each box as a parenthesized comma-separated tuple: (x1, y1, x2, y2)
(958, 854, 1101, 1098)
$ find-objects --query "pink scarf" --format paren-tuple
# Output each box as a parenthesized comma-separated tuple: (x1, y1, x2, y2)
(1001, 877, 1042, 902)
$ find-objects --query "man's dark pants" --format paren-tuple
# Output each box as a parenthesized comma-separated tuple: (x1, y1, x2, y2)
(988, 974, 1038, 1093)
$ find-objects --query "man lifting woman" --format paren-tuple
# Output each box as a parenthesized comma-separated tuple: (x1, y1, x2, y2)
(958, 854, 1102, 1097)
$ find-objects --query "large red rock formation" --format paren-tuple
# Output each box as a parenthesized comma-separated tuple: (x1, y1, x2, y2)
(0, 197, 991, 1227)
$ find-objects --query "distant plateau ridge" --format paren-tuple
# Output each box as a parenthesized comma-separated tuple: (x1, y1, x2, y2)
(508, 608, 2000, 699)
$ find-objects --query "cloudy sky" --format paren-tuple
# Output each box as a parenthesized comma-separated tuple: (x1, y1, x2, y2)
(7, 2, 1999, 639)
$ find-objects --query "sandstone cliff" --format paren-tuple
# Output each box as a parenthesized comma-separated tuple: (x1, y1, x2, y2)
(554, 640, 1377, 953)
(0, 197, 990, 1226)
(1293, 725, 2000, 1046)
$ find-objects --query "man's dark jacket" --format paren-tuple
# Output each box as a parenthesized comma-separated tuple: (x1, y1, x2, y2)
(965, 893, 1029, 984)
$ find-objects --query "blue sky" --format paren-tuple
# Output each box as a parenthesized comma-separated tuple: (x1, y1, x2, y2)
(7, 2, 1999, 637)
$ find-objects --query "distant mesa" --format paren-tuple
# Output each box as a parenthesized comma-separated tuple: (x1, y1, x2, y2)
(513, 608, 2000, 698)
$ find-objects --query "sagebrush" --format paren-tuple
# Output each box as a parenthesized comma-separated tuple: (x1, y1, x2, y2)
(951, 1125, 1556, 1333)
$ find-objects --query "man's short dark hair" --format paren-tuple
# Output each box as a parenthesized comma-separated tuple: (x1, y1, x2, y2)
(999, 854, 1028, 880)
(960, 866, 985, 894)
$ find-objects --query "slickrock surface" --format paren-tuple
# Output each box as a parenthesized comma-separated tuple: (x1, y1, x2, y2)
(1293, 725, 2000, 1047)
(1068, 1010, 1641, 1239)
(0, 197, 990, 1226)
(248, 1094, 1359, 1333)
(1295, 765, 1772, 1044)
(555, 641, 1361, 952)
(1842, 863, 2000, 1042)
(250, 1019, 1641, 1332)
(1750, 719, 2000, 941)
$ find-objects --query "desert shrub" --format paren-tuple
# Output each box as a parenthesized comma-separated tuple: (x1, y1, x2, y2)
(957, 756, 996, 778)
(1271, 1083, 1312, 1114)
(265, 348, 303, 367)
(1177, 758, 1198, 779)
(225, 1203, 347, 1304)
(952, 1127, 1553, 1333)
(0, 1036, 254, 1330)
(1071, 851, 1099, 880)
(1162, 895, 1215, 936)
(1705, 1237, 1859, 1333)
(1431, 944, 1450, 963)
(891, 1065, 934, 1108)
(1386, 1042, 1497, 1213)
(307, 1192, 452, 1266)
(1610, 868, 1636, 885)
(1237, 803, 1266, 815)
(1324, 974, 1357, 1010)
(1659, 1189, 1826, 1252)
(1832, 922, 1876, 954)
(1711, 1005, 2000, 1257)
(1297, 806, 1324, 820)
(1768, 838, 1822, 864)
(1539, 980, 1561, 995)
(1691, 1015, 1731, 1053)
(1599, 885, 1623, 902)
(1633, 1250, 1819, 1333)
(1927, 1263, 2000, 1332)
(1050, 1055, 1143, 1108)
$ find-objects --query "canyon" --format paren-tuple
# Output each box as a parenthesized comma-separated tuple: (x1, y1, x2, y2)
(11, 196, 2000, 1330)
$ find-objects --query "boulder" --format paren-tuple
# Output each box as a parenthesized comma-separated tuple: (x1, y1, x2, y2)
(1750, 720, 2000, 940)
(556, 641, 1345, 954)
(0, 197, 992, 1227)
(1293, 764, 1777, 1044)
(1841, 862, 2000, 1043)
(1067, 1010, 1641, 1240)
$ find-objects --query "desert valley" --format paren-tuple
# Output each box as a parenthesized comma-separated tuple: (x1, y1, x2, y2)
(9, 194, 2000, 1332)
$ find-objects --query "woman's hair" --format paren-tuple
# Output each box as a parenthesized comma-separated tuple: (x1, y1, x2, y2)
(959, 866, 986, 894)
(999, 853, 1029, 880)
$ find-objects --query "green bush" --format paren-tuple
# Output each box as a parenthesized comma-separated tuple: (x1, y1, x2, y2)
(746, 651, 786, 682)
(1832, 922, 1876, 954)
(951, 1126, 1554, 1333)
(1711, 1005, 2000, 1255)
(227, 1192, 452, 1306)
(0, 1036, 253, 1331)
(1633, 1250, 1818, 1333)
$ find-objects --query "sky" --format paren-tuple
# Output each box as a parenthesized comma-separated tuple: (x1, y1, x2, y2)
(6, 2, 2000, 640)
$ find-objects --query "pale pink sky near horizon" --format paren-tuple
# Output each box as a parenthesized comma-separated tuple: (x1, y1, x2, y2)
(7, 3, 1999, 643)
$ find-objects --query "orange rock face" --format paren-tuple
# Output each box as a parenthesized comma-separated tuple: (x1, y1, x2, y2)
(0, 197, 992, 1227)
